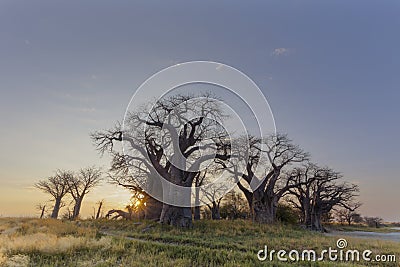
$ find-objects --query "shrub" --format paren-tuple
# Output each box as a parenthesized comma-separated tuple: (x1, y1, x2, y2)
(276, 204, 299, 225)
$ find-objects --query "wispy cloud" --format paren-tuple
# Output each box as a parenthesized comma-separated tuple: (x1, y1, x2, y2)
(74, 107, 96, 113)
(271, 47, 291, 56)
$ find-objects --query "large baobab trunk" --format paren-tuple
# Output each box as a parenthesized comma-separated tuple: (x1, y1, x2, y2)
(304, 209, 312, 228)
(144, 197, 163, 220)
(310, 212, 324, 232)
(239, 185, 277, 223)
(194, 206, 201, 220)
(252, 189, 277, 223)
(160, 204, 192, 227)
(51, 198, 62, 219)
(159, 163, 193, 227)
(301, 198, 312, 227)
(253, 201, 275, 223)
(307, 204, 325, 231)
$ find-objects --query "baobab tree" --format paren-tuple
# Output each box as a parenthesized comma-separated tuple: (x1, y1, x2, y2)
(219, 191, 249, 220)
(193, 167, 227, 220)
(364, 216, 383, 228)
(67, 167, 102, 219)
(287, 163, 359, 231)
(233, 134, 309, 223)
(201, 182, 227, 220)
(335, 202, 362, 225)
(35, 170, 71, 219)
(92, 94, 231, 227)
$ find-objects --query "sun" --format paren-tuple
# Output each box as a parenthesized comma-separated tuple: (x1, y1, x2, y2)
(134, 200, 142, 207)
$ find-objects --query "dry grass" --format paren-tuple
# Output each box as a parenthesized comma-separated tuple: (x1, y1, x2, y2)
(0, 251, 7, 265)
(1, 254, 30, 267)
(0, 232, 112, 254)
(0, 218, 399, 266)
(0, 218, 113, 266)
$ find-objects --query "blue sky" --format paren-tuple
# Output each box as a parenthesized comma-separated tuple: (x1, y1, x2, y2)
(0, 1, 399, 220)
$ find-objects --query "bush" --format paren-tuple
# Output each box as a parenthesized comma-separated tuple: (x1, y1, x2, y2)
(219, 192, 249, 220)
(276, 204, 299, 225)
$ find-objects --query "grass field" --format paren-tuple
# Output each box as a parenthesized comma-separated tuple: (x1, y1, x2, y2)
(0, 218, 399, 266)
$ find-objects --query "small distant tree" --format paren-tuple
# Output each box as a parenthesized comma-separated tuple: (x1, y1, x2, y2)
(364, 216, 383, 228)
(335, 202, 362, 225)
(206, 198, 222, 220)
(321, 212, 334, 224)
(336, 209, 349, 224)
(67, 167, 102, 219)
(220, 191, 249, 220)
(201, 177, 229, 220)
(352, 213, 364, 224)
(62, 207, 73, 220)
(35, 170, 71, 219)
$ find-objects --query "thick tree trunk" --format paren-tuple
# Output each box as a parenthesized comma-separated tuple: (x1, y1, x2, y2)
(51, 198, 62, 219)
(72, 197, 83, 220)
(194, 206, 201, 220)
(304, 213, 312, 228)
(145, 197, 163, 220)
(237, 181, 253, 212)
(159, 181, 193, 227)
(160, 204, 193, 227)
(309, 210, 325, 232)
(211, 203, 221, 220)
(159, 163, 193, 227)
(303, 201, 312, 228)
(253, 203, 275, 223)
(252, 189, 276, 223)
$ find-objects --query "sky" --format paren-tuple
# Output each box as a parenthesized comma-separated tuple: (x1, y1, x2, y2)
(0, 1, 399, 221)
